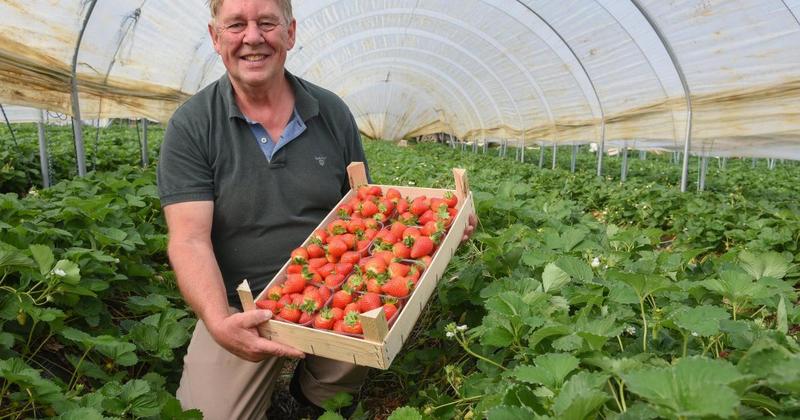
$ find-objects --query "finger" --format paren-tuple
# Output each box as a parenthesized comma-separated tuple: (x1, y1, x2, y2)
(258, 338, 305, 359)
(238, 310, 273, 328)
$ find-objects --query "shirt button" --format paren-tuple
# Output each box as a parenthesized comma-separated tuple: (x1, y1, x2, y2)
(260, 137, 267, 144)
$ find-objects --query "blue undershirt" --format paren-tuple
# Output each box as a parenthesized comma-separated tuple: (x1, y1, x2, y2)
(243, 108, 307, 162)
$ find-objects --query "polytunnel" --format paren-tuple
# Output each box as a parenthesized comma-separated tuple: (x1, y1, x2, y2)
(3, 0, 800, 176)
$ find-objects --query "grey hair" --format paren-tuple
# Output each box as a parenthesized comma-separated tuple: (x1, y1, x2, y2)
(208, 0, 293, 23)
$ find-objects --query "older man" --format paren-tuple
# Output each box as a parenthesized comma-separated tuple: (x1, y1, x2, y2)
(157, 0, 370, 418)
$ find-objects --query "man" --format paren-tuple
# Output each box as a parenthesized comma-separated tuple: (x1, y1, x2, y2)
(158, 0, 474, 418)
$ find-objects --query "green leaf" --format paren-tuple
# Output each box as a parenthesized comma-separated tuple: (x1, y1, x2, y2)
(119, 379, 160, 417)
(510, 353, 580, 390)
(670, 305, 730, 336)
(609, 270, 672, 300)
(57, 407, 105, 420)
(623, 357, 743, 418)
(486, 292, 526, 317)
(319, 413, 346, 420)
(387, 406, 423, 420)
(29, 244, 54, 275)
(0, 246, 34, 270)
(487, 405, 538, 420)
(554, 256, 594, 283)
(51, 259, 80, 285)
(0, 331, 14, 349)
(739, 250, 789, 280)
(541, 263, 570, 293)
(553, 371, 609, 419)
(128, 294, 170, 312)
(322, 392, 353, 411)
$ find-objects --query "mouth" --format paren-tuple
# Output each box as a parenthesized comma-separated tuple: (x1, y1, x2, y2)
(241, 54, 268, 62)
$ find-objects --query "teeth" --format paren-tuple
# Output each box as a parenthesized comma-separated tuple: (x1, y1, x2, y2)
(243, 55, 265, 61)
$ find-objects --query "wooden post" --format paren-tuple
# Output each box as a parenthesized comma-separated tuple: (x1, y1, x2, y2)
(359, 307, 389, 342)
(236, 280, 270, 338)
(347, 162, 368, 189)
(453, 168, 469, 203)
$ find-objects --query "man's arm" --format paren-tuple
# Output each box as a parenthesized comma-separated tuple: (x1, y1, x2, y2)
(164, 201, 304, 362)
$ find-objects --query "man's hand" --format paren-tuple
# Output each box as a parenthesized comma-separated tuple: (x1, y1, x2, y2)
(206, 310, 305, 362)
(461, 213, 478, 244)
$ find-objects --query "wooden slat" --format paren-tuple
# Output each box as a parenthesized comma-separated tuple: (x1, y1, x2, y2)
(347, 162, 368, 189)
(453, 168, 469, 203)
(360, 307, 388, 342)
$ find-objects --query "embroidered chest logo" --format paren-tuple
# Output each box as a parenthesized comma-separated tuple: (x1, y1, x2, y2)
(314, 156, 327, 166)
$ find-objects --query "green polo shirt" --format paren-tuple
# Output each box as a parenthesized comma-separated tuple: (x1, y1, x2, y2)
(157, 71, 369, 306)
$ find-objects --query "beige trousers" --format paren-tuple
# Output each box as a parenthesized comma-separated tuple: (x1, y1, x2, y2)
(176, 317, 370, 420)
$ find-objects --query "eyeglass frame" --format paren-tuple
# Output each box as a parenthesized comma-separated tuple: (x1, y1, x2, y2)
(215, 18, 287, 36)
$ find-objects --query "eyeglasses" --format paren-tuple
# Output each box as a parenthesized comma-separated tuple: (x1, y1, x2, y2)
(218, 19, 283, 35)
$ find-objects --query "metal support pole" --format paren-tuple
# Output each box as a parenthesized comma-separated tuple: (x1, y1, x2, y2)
(631, 0, 692, 192)
(538, 143, 545, 168)
(751, 158, 756, 168)
(698, 155, 708, 191)
(621, 147, 629, 182)
(570, 144, 577, 173)
(141, 119, 149, 167)
(70, 0, 98, 177)
(639, 150, 646, 160)
(37, 110, 51, 188)
(551, 142, 558, 169)
(596, 120, 606, 176)
(721, 157, 727, 169)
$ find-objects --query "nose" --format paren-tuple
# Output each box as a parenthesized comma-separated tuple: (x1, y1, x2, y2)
(242, 21, 264, 44)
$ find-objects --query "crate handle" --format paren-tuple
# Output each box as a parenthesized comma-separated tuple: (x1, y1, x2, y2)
(347, 162, 368, 189)
(453, 168, 470, 202)
(359, 307, 388, 342)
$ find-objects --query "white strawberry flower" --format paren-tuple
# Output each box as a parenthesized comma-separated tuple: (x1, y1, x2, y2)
(591, 257, 601, 268)
(53, 268, 67, 277)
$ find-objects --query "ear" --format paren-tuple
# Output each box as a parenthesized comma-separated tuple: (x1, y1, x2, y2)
(208, 22, 222, 54)
(286, 18, 297, 50)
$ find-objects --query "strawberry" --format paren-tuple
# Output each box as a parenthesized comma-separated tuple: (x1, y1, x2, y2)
(347, 217, 365, 234)
(340, 251, 361, 264)
(318, 285, 332, 303)
(364, 218, 380, 230)
(418, 210, 436, 225)
(280, 304, 301, 323)
(308, 257, 327, 270)
(397, 211, 417, 225)
(346, 273, 365, 292)
(331, 307, 345, 321)
(373, 250, 394, 265)
(282, 274, 307, 294)
(327, 238, 348, 258)
(266, 285, 284, 300)
(382, 277, 412, 297)
(324, 273, 345, 288)
(327, 220, 348, 236)
(388, 262, 411, 277)
(344, 302, 361, 316)
(357, 186, 371, 200)
(365, 277, 384, 294)
(299, 311, 313, 324)
(342, 311, 363, 334)
(410, 236, 435, 258)
(383, 302, 398, 320)
(359, 200, 379, 218)
(364, 257, 387, 277)
(358, 292, 383, 313)
(332, 290, 353, 309)
(286, 263, 303, 274)
(410, 196, 430, 216)
(307, 243, 325, 258)
(278, 294, 293, 308)
(290, 247, 309, 265)
(313, 308, 335, 330)
(392, 242, 411, 259)
(335, 262, 354, 275)
(256, 299, 278, 312)
(368, 186, 382, 196)
(318, 262, 335, 278)
(310, 229, 328, 245)
(303, 288, 324, 309)
(337, 203, 353, 218)
(386, 188, 402, 203)
(333, 319, 345, 332)
(396, 198, 409, 214)
(443, 191, 458, 208)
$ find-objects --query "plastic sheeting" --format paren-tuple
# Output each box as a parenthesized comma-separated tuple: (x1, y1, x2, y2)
(1, 0, 799, 159)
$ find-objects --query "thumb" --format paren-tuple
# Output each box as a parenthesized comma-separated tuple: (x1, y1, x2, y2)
(239, 310, 272, 328)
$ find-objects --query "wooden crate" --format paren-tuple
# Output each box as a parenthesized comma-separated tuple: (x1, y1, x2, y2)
(237, 162, 475, 369)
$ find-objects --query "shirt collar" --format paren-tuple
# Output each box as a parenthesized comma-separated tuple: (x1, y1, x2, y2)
(220, 70, 319, 122)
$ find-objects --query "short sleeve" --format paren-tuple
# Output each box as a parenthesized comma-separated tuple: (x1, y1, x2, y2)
(157, 115, 215, 207)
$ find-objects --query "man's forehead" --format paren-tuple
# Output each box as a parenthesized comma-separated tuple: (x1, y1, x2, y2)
(217, 0, 285, 18)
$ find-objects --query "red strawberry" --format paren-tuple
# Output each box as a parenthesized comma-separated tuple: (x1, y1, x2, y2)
(290, 247, 309, 265)
(340, 251, 361, 264)
(382, 277, 411, 297)
(383, 302, 398, 320)
(282, 274, 307, 294)
(335, 262, 354, 275)
(359, 200, 379, 218)
(344, 302, 361, 316)
(299, 311, 313, 324)
(287, 263, 303, 274)
(318, 285, 332, 303)
(443, 191, 458, 208)
(410, 236, 435, 259)
(365, 257, 387, 277)
(410, 196, 430, 216)
(327, 220, 348, 236)
(347, 217, 365, 234)
(342, 311, 363, 334)
(310, 229, 328, 245)
(256, 299, 278, 312)
(308, 257, 327, 270)
(307, 243, 325, 258)
(388, 262, 410, 277)
(364, 218, 380, 230)
(392, 242, 411, 259)
(313, 308, 335, 330)
(396, 198, 409, 214)
(358, 292, 383, 313)
(331, 307, 345, 321)
(365, 277, 384, 294)
(332, 290, 353, 309)
(280, 304, 301, 323)
(333, 319, 345, 332)
(266, 285, 283, 301)
(386, 188, 402, 203)
(327, 238, 348, 258)
(373, 250, 394, 265)
(324, 273, 345, 288)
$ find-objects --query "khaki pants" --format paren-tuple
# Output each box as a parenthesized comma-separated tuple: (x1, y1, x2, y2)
(176, 317, 370, 420)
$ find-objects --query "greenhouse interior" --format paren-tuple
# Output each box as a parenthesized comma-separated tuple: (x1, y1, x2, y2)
(1, 0, 799, 418)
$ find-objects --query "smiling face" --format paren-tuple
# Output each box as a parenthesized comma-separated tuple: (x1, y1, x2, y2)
(209, 0, 296, 94)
